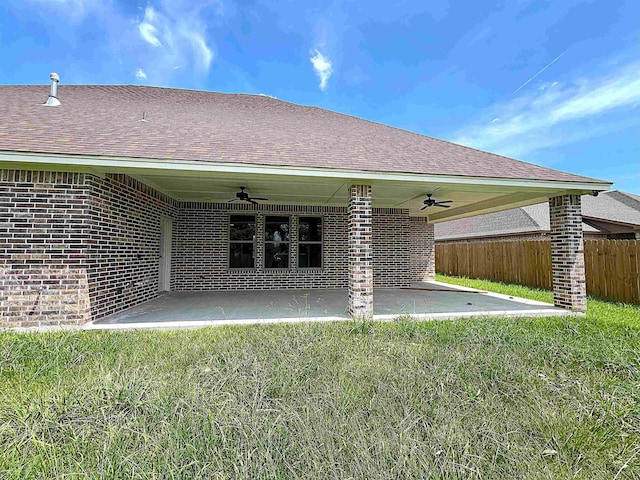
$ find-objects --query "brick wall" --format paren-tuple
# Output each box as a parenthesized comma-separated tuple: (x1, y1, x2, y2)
(409, 217, 435, 281)
(0, 170, 178, 326)
(549, 195, 586, 312)
(173, 202, 410, 291)
(0, 170, 92, 326)
(374, 210, 410, 286)
(0, 268, 91, 327)
(2, 169, 420, 326)
(173, 205, 347, 290)
(86, 174, 178, 320)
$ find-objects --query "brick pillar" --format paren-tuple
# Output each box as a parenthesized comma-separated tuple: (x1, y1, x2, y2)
(255, 212, 265, 271)
(348, 184, 373, 318)
(549, 195, 587, 312)
(409, 217, 435, 282)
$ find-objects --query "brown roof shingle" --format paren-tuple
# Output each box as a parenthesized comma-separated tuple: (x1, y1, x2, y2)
(435, 190, 640, 240)
(0, 85, 607, 183)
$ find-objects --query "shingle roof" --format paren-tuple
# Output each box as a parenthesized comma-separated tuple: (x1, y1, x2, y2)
(0, 84, 606, 183)
(581, 191, 640, 224)
(435, 190, 640, 240)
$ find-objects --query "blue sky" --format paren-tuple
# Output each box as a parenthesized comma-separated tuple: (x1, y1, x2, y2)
(1, 0, 638, 193)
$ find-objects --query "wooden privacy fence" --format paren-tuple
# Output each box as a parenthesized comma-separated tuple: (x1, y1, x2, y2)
(436, 239, 640, 305)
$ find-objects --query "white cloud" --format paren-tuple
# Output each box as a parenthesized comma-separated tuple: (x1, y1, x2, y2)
(135, 68, 147, 80)
(134, 2, 218, 73)
(32, 0, 220, 79)
(138, 7, 162, 47)
(187, 32, 214, 70)
(452, 61, 640, 158)
(310, 49, 333, 92)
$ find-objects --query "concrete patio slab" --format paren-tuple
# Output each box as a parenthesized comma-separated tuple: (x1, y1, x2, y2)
(86, 281, 573, 330)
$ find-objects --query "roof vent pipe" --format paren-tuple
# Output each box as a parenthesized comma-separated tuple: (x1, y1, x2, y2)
(44, 73, 61, 107)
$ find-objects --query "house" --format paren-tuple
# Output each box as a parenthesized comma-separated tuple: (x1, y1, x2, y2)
(435, 190, 640, 243)
(0, 75, 612, 327)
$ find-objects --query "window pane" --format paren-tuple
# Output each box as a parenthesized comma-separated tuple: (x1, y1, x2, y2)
(298, 243, 322, 268)
(264, 243, 290, 269)
(230, 215, 256, 241)
(265, 216, 290, 242)
(299, 217, 322, 242)
(229, 243, 254, 268)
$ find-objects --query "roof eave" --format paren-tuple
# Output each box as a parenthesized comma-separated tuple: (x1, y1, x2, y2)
(0, 150, 614, 193)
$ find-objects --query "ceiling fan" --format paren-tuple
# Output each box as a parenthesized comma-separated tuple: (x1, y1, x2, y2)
(228, 186, 269, 206)
(421, 193, 452, 210)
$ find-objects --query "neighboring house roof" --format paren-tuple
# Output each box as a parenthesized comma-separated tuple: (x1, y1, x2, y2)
(0, 84, 606, 184)
(435, 190, 640, 240)
(581, 190, 640, 224)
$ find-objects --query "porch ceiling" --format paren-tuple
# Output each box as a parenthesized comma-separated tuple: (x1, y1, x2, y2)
(132, 170, 579, 223)
(1, 149, 608, 223)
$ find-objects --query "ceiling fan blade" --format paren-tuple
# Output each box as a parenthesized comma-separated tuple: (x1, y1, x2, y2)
(227, 198, 239, 202)
(247, 199, 258, 206)
(436, 204, 451, 208)
(420, 205, 428, 210)
(436, 200, 453, 203)
(249, 197, 269, 201)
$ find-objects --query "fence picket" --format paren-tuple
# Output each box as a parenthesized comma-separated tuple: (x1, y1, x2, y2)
(435, 239, 640, 305)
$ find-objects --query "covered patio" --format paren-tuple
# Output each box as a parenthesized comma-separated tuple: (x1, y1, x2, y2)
(88, 281, 569, 330)
(118, 167, 597, 319)
(0, 86, 612, 328)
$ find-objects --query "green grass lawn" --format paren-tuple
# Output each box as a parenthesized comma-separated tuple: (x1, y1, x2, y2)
(1, 278, 639, 479)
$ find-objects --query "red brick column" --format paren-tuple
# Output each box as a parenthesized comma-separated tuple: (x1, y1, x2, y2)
(409, 217, 435, 282)
(549, 195, 587, 312)
(348, 184, 373, 318)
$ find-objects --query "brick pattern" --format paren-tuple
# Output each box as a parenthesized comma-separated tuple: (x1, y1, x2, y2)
(86, 174, 178, 320)
(0, 170, 92, 326)
(374, 211, 410, 286)
(173, 207, 349, 290)
(0, 268, 90, 327)
(0, 170, 91, 270)
(2, 169, 422, 326)
(172, 203, 411, 291)
(0, 170, 178, 325)
(348, 185, 373, 318)
(549, 195, 587, 312)
(409, 217, 435, 281)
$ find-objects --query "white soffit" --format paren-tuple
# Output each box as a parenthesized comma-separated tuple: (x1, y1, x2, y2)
(0, 151, 611, 222)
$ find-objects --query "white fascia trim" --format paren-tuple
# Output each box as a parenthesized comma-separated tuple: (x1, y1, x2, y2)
(0, 150, 612, 192)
